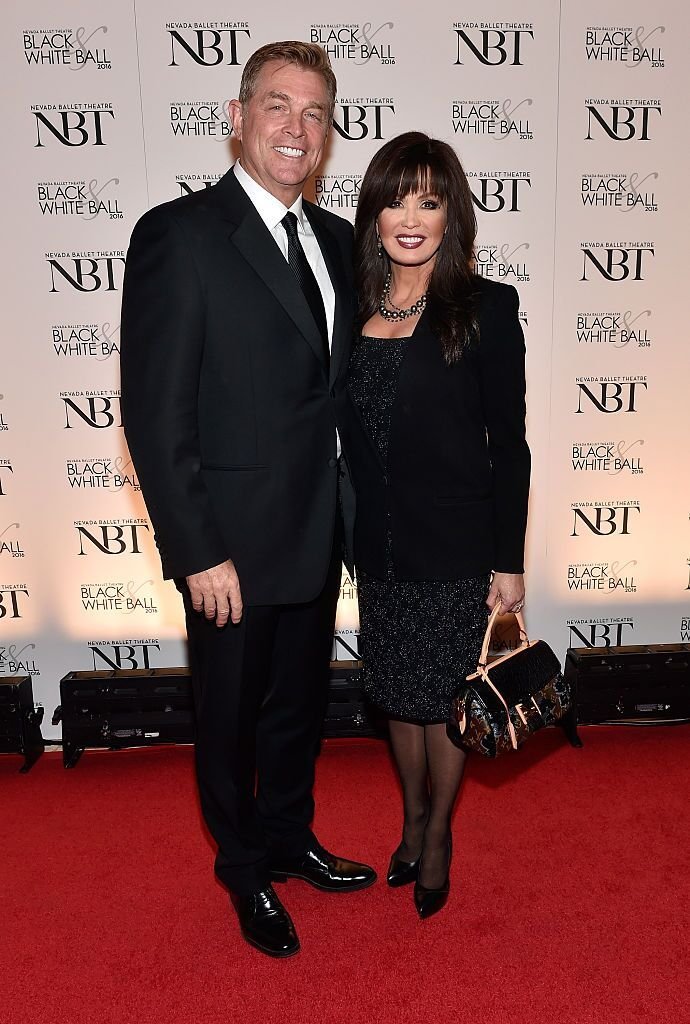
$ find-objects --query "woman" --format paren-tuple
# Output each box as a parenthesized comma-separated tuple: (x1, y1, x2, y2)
(338, 132, 530, 919)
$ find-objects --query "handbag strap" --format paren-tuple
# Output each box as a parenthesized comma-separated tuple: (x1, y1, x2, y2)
(475, 602, 530, 752)
(477, 602, 528, 670)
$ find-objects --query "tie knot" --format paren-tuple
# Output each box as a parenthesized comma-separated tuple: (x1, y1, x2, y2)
(281, 211, 299, 239)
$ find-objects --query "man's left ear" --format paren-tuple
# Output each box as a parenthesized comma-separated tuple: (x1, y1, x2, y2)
(228, 98, 243, 139)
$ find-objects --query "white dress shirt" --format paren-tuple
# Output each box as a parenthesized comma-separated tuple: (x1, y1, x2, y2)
(233, 160, 336, 348)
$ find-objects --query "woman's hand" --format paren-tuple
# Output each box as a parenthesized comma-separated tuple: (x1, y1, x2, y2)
(486, 572, 525, 613)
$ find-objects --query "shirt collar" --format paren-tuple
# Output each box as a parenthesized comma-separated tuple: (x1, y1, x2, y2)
(233, 160, 304, 232)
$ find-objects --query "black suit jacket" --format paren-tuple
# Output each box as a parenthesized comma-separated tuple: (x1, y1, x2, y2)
(120, 169, 355, 604)
(336, 277, 530, 581)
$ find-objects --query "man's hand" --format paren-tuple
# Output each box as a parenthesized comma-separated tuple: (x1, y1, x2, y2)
(486, 572, 525, 614)
(186, 559, 243, 627)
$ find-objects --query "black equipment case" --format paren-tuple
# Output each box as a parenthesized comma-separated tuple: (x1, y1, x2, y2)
(323, 661, 383, 738)
(53, 661, 382, 766)
(565, 643, 690, 724)
(53, 668, 194, 767)
(0, 675, 45, 772)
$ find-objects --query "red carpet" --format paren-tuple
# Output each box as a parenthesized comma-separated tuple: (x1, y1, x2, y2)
(2, 727, 688, 1024)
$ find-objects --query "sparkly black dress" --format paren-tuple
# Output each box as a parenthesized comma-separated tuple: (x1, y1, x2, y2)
(348, 335, 491, 724)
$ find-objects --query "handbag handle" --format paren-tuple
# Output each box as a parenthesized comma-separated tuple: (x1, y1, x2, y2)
(477, 602, 528, 670)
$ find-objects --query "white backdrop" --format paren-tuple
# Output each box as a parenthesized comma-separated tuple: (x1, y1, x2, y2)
(1, 1, 688, 737)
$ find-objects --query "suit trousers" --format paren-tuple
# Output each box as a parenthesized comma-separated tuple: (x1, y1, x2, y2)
(181, 524, 342, 896)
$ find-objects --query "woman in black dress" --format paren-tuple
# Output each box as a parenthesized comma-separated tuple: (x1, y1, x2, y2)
(338, 132, 530, 918)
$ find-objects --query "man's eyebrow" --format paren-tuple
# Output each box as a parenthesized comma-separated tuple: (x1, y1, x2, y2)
(264, 90, 328, 111)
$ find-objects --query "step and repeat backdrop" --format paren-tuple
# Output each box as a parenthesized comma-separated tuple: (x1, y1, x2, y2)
(1, 1, 688, 736)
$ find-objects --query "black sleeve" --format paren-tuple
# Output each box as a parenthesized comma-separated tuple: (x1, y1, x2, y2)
(476, 284, 531, 574)
(120, 206, 229, 579)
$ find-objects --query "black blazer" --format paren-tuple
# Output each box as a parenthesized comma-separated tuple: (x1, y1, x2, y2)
(336, 277, 530, 581)
(120, 169, 355, 604)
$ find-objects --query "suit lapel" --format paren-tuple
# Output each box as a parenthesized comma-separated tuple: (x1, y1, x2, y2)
(303, 204, 352, 388)
(212, 171, 328, 375)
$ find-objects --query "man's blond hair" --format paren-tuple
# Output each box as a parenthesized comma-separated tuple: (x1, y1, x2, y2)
(238, 40, 337, 118)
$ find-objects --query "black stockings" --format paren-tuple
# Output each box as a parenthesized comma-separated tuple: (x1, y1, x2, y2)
(388, 720, 429, 862)
(388, 719, 468, 888)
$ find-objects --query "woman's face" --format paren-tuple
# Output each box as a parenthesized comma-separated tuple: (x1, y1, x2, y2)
(377, 190, 447, 269)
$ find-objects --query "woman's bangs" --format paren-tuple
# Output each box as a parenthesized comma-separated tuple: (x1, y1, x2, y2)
(391, 159, 448, 203)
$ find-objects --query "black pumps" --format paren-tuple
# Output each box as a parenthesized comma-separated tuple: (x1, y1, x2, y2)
(386, 852, 420, 887)
(413, 836, 452, 919)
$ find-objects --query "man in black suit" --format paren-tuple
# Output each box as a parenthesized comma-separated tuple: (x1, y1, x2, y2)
(120, 41, 374, 958)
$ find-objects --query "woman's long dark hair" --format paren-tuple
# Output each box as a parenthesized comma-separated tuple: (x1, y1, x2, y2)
(355, 132, 478, 364)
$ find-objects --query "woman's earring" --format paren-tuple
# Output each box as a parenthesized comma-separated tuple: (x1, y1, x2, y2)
(376, 235, 383, 258)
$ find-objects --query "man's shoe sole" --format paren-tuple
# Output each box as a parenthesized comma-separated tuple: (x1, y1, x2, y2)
(241, 930, 301, 958)
(269, 871, 377, 893)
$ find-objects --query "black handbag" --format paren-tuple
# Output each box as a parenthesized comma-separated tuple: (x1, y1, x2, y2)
(447, 603, 573, 758)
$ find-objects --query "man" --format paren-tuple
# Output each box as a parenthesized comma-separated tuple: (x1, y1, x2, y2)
(120, 41, 374, 959)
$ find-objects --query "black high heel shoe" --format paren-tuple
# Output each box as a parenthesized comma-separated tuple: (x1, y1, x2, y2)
(386, 851, 420, 887)
(414, 836, 452, 919)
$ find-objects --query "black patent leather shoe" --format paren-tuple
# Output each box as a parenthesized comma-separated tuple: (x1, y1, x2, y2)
(231, 884, 300, 958)
(413, 837, 452, 920)
(269, 845, 376, 892)
(386, 851, 420, 888)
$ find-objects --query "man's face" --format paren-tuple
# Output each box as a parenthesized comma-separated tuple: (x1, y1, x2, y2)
(230, 61, 331, 205)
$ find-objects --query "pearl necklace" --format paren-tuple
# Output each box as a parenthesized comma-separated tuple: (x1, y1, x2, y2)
(378, 272, 427, 322)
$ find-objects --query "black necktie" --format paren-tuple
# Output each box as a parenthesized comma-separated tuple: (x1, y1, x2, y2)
(281, 211, 329, 366)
